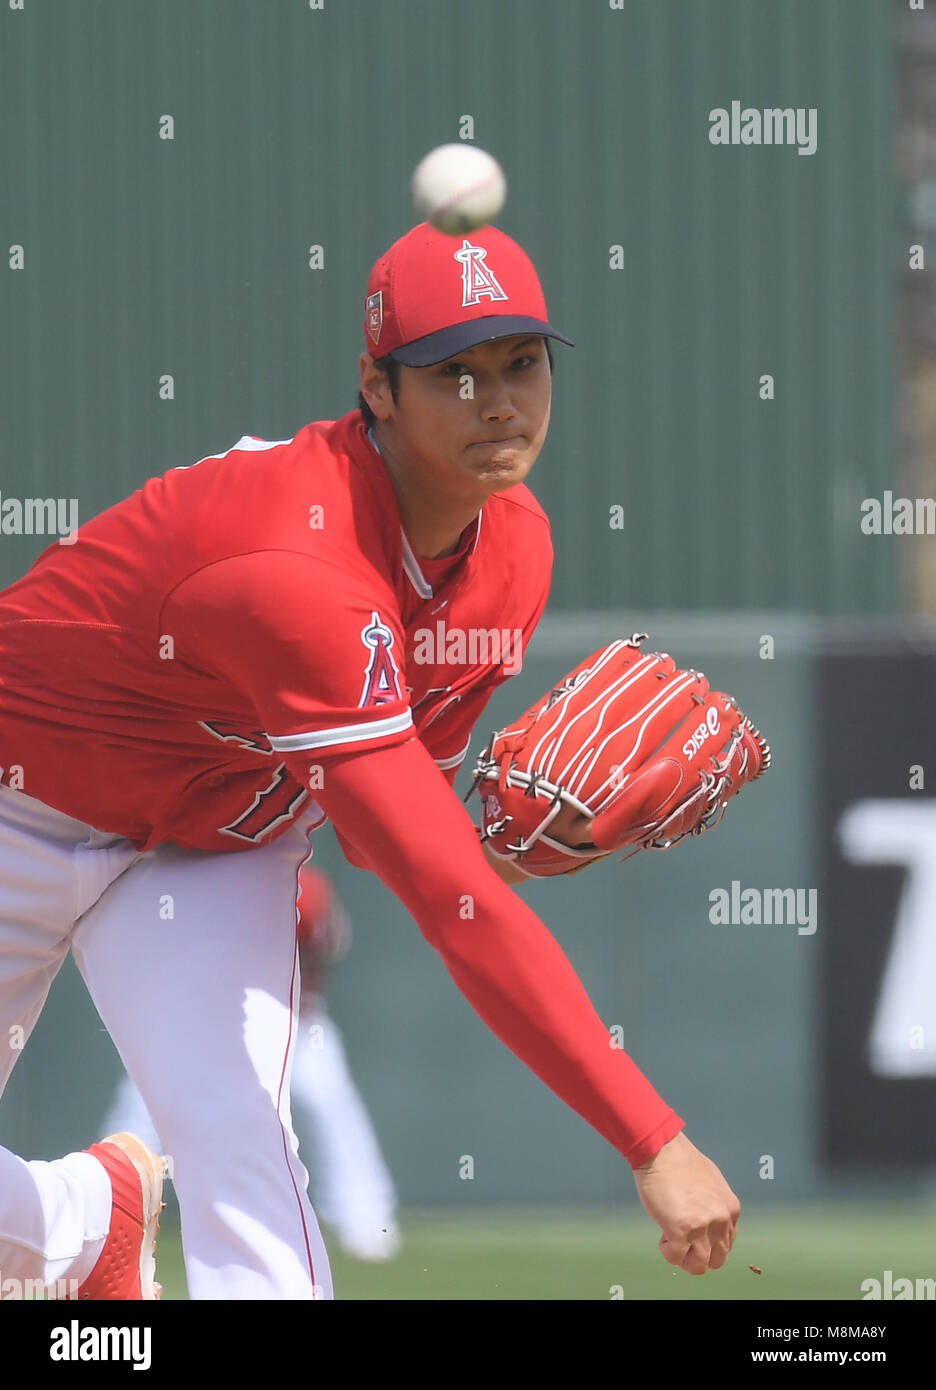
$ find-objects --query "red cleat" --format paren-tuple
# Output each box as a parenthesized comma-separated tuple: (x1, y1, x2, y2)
(69, 1132, 168, 1300)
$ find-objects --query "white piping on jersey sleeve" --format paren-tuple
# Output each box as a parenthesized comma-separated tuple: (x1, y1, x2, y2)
(400, 528, 434, 600)
(173, 434, 296, 470)
(399, 513, 485, 602)
(433, 736, 472, 771)
(267, 708, 413, 752)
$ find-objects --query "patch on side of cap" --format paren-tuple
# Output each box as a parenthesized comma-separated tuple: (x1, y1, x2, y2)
(365, 291, 384, 345)
(454, 240, 509, 309)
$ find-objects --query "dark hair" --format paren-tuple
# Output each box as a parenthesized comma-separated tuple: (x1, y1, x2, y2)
(357, 337, 554, 431)
(358, 355, 401, 430)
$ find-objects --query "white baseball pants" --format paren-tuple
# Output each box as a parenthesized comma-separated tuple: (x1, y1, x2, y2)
(103, 1005, 401, 1259)
(0, 783, 332, 1299)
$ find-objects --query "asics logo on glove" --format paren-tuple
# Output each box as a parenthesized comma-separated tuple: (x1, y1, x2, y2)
(682, 706, 722, 759)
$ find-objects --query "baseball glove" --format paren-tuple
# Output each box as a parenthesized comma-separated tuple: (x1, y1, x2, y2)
(466, 635, 770, 878)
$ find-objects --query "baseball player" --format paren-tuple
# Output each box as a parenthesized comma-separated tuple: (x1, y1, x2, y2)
(99, 861, 402, 1262)
(0, 222, 746, 1300)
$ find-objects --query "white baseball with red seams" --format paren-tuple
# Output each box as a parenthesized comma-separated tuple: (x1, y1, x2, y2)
(411, 144, 507, 234)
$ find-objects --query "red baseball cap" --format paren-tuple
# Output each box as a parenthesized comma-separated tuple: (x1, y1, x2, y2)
(363, 222, 574, 366)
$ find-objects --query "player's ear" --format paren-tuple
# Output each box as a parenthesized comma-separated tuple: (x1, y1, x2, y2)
(359, 353, 395, 422)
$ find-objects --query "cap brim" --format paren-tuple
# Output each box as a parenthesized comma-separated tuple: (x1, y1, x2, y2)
(391, 316, 575, 367)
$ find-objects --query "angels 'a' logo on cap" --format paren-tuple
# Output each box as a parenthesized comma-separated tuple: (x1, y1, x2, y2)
(454, 240, 509, 309)
(365, 290, 383, 344)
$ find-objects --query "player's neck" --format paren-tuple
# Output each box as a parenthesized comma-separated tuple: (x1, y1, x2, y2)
(396, 496, 479, 560)
(371, 426, 483, 559)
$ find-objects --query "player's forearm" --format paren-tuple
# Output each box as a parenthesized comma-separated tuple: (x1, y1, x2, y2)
(340, 820, 529, 887)
(309, 741, 683, 1167)
(423, 882, 684, 1165)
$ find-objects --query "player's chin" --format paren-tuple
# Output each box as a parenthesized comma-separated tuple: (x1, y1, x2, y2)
(464, 439, 534, 488)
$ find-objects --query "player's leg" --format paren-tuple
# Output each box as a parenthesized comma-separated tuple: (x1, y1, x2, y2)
(71, 814, 333, 1300)
(100, 1071, 162, 1154)
(0, 1144, 111, 1293)
(0, 784, 86, 1095)
(0, 784, 140, 1288)
(291, 1003, 401, 1260)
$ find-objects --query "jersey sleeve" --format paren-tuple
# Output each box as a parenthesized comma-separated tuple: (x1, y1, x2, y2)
(293, 735, 684, 1168)
(418, 678, 504, 788)
(163, 550, 414, 758)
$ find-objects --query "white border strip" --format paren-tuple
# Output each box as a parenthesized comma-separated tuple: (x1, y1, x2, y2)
(269, 709, 413, 752)
(434, 736, 472, 771)
(175, 434, 295, 470)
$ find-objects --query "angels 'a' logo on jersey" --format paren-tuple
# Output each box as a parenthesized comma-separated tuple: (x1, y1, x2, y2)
(360, 611, 403, 708)
(454, 240, 509, 309)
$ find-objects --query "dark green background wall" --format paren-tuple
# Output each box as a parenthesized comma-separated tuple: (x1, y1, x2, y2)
(2, 0, 895, 611)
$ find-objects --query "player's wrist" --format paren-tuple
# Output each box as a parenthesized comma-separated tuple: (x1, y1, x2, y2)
(634, 1129, 691, 1172)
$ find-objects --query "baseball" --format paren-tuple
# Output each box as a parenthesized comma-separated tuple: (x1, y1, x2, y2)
(410, 144, 507, 235)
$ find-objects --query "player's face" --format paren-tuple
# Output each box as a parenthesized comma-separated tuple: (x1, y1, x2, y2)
(362, 334, 552, 501)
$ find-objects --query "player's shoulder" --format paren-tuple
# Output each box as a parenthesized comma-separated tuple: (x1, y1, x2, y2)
(147, 411, 398, 620)
(158, 411, 386, 542)
(183, 413, 361, 486)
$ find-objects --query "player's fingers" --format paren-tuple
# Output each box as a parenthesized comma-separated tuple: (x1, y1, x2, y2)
(713, 1217, 736, 1251)
(680, 1239, 712, 1276)
(678, 1245, 709, 1273)
(658, 1234, 690, 1269)
(661, 1226, 734, 1275)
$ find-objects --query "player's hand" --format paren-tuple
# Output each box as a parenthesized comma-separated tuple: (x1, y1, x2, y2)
(632, 1131, 740, 1275)
(480, 803, 596, 885)
(547, 802, 593, 847)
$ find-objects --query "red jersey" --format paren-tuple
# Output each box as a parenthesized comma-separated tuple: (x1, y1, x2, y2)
(0, 411, 551, 852)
